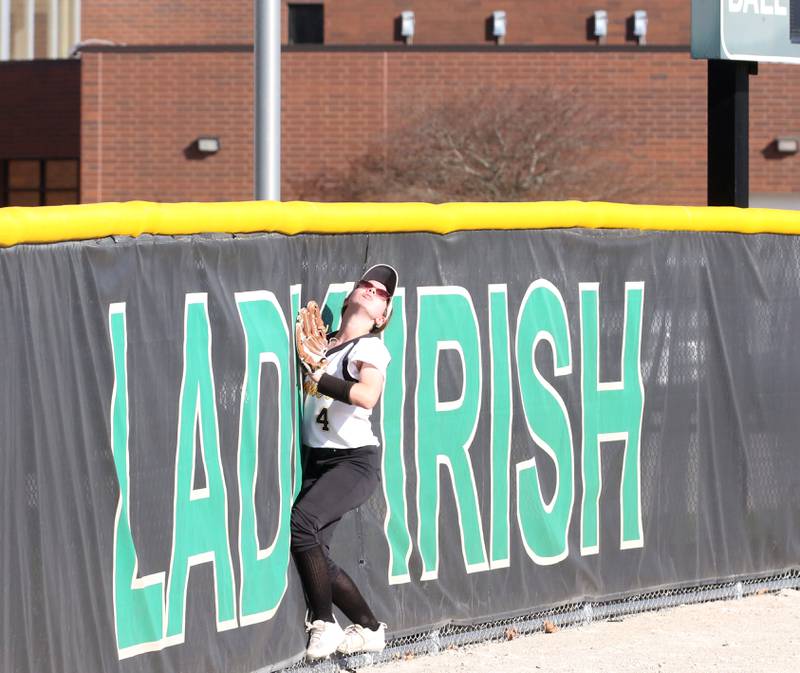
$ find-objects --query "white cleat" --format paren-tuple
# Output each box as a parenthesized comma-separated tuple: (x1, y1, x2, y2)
(336, 622, 387, 655)
(305, 619, 345, 660)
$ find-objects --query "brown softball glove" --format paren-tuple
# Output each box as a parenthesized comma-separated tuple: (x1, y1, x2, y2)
(295, 301, 329, 373)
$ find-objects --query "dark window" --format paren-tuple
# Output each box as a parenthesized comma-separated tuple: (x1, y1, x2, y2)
(1, 159, 80, 207)
(792, 0, 800, 44)
(288, 4, 324, 44)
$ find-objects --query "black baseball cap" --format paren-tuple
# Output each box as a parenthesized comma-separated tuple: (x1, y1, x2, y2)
(359, 264, 398, 297)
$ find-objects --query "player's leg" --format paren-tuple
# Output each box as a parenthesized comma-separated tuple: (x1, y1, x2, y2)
(290, 447, 380, 657)
(334, 564, 387, 656)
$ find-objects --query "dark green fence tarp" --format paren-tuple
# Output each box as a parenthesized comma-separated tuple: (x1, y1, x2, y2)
(1, 229, 799, 673)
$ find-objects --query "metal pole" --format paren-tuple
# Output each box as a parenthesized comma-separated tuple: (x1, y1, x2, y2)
(48, 0, 59, 58)
(707, 59, 756, 207)
(72, 0, 81, 51)
(26, 0, 34, 59)
(0, 0, 10, 61)
(255, 0, 280, 200)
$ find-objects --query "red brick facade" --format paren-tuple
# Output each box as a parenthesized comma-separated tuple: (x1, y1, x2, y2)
(282, 50, 710, 204)
(78, 48, 800, 206)
(750, 69, 800, 195)
(287, 1, 690, 47)
(80, 0, 690, 47)
(81, 52, 254, 203)
(81, 1, 253, 46)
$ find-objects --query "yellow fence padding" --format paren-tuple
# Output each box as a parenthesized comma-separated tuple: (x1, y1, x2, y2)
(2, 200, 800, 247)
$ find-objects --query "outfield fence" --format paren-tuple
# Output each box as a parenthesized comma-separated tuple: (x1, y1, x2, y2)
(0, 202, 798, 673)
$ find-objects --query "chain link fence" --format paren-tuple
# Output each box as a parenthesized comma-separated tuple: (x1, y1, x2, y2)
(275, 569, 800, 673)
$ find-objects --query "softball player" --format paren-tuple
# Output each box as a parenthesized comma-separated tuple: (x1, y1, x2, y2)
(291, 264, 397, 660)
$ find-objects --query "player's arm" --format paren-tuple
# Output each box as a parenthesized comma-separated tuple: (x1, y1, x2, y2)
(347, 363, 384, 410)
(309, 361, 384, 409)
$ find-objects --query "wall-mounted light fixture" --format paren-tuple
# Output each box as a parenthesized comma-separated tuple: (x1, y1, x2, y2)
(196, 137, 220, 154)
(633, 10, 648, 45)
(492, 11, 507, 45)
(593, 10, 608, 44)
(400, 11, 415, 44)
(776, 137, 799, 154)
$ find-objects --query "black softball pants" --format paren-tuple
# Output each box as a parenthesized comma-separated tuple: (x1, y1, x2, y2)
(290, 444, 381, 557)
(290, 445, 382, 626)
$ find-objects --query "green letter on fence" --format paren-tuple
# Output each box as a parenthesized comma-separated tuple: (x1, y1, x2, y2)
(380, 290, 413, 583)
(415, 287, 488, 580)
(488, 285, 512, 568)
(321, 282, 354, 334)
(236, 292, 294, 624)
(166, 294, 237, 642)
(290, 285, 303, 497)
(109, 303, 166, 658)
(515, 281, 574, 565)
(580, 282, 645, 554)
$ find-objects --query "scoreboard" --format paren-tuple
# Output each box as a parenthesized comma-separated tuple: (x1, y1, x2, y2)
(693, 0, 800, 62)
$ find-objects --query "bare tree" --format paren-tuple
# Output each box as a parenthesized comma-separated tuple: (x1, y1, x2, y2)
(299, 86, 646, 203)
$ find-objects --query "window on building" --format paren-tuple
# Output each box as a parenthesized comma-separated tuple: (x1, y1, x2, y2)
(1, 0, 80, 60)
(288, 4, 324, 44)
(792, 0, 800, 44)
(1, 159, 79, 206)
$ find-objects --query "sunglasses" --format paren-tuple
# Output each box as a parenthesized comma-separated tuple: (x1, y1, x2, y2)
(356, 280, 391, 301)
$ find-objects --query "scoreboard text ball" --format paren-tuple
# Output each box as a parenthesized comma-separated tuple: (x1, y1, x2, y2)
(693, 0, 800, 63)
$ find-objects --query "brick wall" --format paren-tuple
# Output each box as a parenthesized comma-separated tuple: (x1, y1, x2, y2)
(0, 60, 80, 159)
(82, 0, 689, 47)
(750, 65, 800, 195)
(81, 1, 253, 46)
(306, 0, 690, 47)
(81, 52, 253, 203)
(281, 50, 706, 204)
(79, 48, 800, 206)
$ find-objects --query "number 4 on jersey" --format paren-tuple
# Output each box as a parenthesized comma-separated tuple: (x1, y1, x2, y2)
(316, 408, 330, 431)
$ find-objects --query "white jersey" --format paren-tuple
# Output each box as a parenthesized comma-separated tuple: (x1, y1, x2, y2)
(302, 335, 391, 449)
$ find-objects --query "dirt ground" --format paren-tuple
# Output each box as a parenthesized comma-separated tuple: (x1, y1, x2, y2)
(378, 589, 800, 673)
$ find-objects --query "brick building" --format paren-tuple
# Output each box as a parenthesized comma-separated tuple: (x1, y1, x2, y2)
(0, 1, 798, 207)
